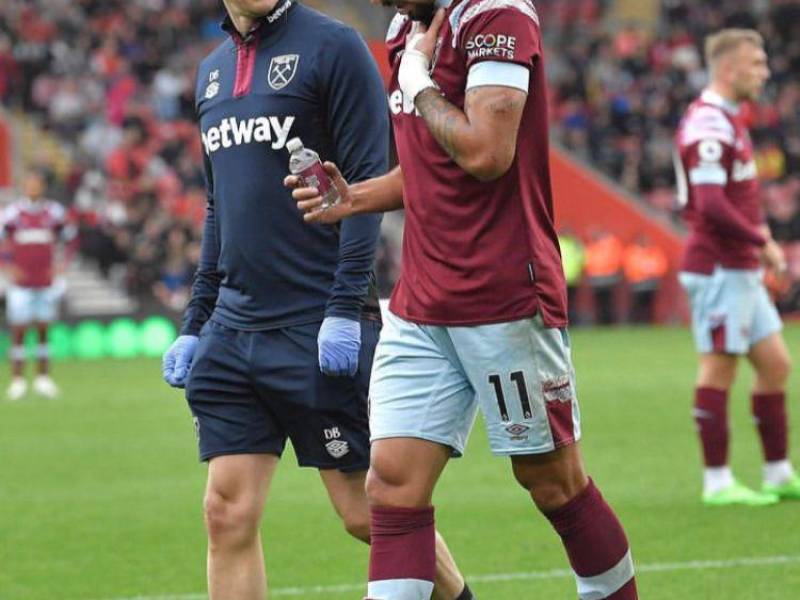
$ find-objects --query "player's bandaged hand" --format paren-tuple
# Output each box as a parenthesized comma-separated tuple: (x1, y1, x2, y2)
(162, 335, 199, 388)
(318, 317, 361, 377)
(398, 10, 446, 102)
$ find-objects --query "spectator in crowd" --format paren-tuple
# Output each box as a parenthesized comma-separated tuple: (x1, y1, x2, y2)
(152, 227, 195, 313)
(623, 234, 669, 324)
(584, 229, 623, 325)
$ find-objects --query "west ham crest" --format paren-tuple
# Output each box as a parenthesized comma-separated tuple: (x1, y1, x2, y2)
(268, 54, 299, 91)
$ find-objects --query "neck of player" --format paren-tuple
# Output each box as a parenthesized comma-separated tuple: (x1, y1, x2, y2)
(223, 0, 281, 36)
(707, 81, 737, 105)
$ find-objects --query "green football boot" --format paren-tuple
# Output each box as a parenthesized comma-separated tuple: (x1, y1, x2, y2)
(763, 475, 800, 500)
(703, 481, 779, 507)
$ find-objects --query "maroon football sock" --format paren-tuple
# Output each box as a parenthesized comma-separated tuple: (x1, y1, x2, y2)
(752, 392, 788, 463)
(694, 387, 729, 467)
(368, 505, 436, 597)
(545, 479, 637, 599)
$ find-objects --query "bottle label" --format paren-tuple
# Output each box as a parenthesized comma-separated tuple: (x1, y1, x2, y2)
(300, 162, 339, 207)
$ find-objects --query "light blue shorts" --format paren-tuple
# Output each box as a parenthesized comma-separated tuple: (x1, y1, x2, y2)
(369, 311, 582, 456)
(679, 267, 782, 355)
(6, 285, 61, 325)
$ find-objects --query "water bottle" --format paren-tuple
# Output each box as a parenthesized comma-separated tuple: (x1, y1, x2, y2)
(287, 138, 340, 209)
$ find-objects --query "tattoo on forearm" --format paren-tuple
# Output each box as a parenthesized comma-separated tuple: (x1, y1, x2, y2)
(415, 87, 526, 169)
(415, 89, 466, 163)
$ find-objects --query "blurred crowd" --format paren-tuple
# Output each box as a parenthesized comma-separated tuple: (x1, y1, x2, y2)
(1, 0, 799, 316)
(547, 0, 800, 228)
(557, 229, 670, 326)
(0, 0, 225, 312)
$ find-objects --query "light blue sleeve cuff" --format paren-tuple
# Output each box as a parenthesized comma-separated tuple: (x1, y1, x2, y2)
(466, 61, 530, 93)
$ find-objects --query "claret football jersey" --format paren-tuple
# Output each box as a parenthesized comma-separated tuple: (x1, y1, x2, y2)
(386, 0, 568, 328)
(674, 89, 765, 274)
(2, 199, 71, 289)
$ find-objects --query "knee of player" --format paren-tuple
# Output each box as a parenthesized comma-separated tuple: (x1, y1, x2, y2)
(341, 512, 370, 544)
(527, 479, 585, 512)
(772, 353, 792, 383)
(203, 491, 261, 545)
(756, 351, 792, 389)
(512, 462, 587, 512)
(364, 467, 412, 507)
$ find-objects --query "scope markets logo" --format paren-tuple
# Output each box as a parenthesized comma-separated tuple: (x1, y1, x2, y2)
(465, 33, 517, 61)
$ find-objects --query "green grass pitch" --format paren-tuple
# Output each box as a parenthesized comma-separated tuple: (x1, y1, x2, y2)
(1, 324, 799, 599)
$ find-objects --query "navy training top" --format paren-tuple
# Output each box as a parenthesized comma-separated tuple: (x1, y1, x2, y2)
(182, 0, 388, 335)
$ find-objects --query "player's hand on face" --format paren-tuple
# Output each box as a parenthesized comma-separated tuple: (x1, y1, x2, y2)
(284, 162, 352, 225)
(162, 335, 199, 388)
(406, 8, 446, 62)
(317, 317, 361, 377)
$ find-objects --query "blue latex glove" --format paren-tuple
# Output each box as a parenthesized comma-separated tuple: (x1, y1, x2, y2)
(318, 317, 361, 377)
(162, 335, 199, 388)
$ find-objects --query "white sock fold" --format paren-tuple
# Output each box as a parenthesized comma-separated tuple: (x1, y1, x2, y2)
(763, 460, 795, 486)
(704, 466, 734, 494)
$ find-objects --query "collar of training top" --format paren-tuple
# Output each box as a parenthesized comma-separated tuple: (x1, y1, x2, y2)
(221, 0, 294, 43)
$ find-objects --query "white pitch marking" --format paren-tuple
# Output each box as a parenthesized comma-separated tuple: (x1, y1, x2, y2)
(101, 554, 800, 600)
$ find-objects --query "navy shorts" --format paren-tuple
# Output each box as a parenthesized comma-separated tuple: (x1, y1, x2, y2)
(186, 318, 380, 472)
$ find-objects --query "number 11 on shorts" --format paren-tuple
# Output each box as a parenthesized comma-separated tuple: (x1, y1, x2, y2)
(488, 371, 533, 422)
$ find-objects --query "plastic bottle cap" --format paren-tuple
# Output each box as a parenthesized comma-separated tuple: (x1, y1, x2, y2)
(286, 138, 303, 153)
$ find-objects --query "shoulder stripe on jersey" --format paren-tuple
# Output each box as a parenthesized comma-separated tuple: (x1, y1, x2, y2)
(3, 204, 20, 222)
(466, 61, 530, 92)
(681, 129, 735, 147)
(681, 106, 735, 146)
(689, 163, 728, 186)
(454, 0, 539, 45)
(386, 13, 409, 42)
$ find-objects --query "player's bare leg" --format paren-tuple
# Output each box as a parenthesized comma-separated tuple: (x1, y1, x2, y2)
(693, 353, 777, 504)
(7, 325, 28, 400)
(747, 333, 799, 499)
(32, 321, 58, 398)
(512, 444, 637, 599)
(365, 438, 454, 600)
(205, 453, 278, 600)
(320, 468, 469, 600)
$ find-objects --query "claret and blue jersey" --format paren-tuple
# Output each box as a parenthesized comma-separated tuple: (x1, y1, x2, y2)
(183, 0, 389, 335)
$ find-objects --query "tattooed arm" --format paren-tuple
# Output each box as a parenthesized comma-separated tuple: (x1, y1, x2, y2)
(415, 85, 527, 181)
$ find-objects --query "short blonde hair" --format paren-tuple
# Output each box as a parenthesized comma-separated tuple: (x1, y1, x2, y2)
(705, 28, 764, 71)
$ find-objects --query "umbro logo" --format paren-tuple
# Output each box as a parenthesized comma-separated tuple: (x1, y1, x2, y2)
(325, 439, 350, 459)
(323, 426, 350, 459)
(505, 423, 530, 441)
(205, 69, 221, 99)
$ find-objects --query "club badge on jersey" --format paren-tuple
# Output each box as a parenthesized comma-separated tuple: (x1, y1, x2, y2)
(269, 54, 300, 90)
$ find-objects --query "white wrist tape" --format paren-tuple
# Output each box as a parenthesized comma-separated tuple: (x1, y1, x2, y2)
(399, 33, 437, 102)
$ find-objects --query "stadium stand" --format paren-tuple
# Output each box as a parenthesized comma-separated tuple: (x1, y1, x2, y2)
(0, 0, 798, 319)
(547, 1, 800, 311)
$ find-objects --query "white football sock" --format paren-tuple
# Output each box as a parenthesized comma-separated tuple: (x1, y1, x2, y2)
(704, 466, 734, 494)
(763, 460, 795, 486)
